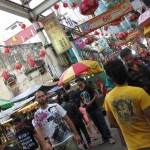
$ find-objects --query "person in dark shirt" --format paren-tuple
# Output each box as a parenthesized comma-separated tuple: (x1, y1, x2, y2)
(120, 48, 150, 95)
(75, 77, 115, 145)
(12, 117, 39, 150)
(62, 94, 93, 149)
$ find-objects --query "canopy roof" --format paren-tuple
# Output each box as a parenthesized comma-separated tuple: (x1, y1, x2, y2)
(0, 99, 14, 109)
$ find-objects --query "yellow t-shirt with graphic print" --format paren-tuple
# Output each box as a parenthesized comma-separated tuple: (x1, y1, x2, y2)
(104, 86, 150, 150)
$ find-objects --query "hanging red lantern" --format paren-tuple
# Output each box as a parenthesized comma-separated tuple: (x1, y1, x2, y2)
(28, 58, 35, 67)
(104, 26, 108, 31)
(2, 71, 9, 80)
(54, 4, 59, 10)
(79, 0, 99, 15)
(105, 33, 108, 36)
(101, 33, 104, 36)
(85, 37, 94, 45)
(129, 13, 138, 22)
(63, 2, 68, 8)
(21, 24, 26, 29)
(39, 51, 46, 57)
(94, 31, 100, 35)
(118, 32, 128, 40)
(15, 63, 22, 70)
(4, 48, 10, 54)
(121, 16, 125, 21)
(71, 2, 77, 8)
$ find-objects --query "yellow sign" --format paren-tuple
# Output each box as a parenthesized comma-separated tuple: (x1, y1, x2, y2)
(42, 12, 71, 55)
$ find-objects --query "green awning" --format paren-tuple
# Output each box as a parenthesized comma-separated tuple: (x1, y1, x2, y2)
(0, 99, 14, 109)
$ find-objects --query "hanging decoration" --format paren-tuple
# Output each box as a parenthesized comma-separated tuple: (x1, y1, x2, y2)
(20, 24, 26, 29)
(12, 36, 18, 42)
(63, 2, 68, 8)
(28, 58, 35, 67)
(15, 63, 22, 70)
(121, 16, 125, 21)
(54, 4, 59, 10)
(94, 31, 100, 35)
(79, 0, 99, 15)
(39, 51, 46, 57)
(104, 26, 108, 31)
(71, 2, 77, 8)
(2, 71, 9, 80)
(117, 32, 128, 40)
(85, 37, 94, 45)
(4, 48, 10, 54)
(111, 17, 122, 26)
(129, 13, 138, 22)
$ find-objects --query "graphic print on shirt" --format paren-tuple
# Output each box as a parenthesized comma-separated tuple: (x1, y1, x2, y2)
(111, 95, 137, 125)
(80, 91, 91, 104)
(17, 132, 36, 149)
(34, 105, 71, 146)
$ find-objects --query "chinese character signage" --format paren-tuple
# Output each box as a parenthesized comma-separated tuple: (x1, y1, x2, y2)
(42, 12, 71, 55)
(112, 29, 141, 46)
(80, 0, 133, 34)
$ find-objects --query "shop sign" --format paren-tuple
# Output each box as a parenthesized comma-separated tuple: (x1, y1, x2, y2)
(112, 29, 141, 46)
(80, 0, 133, 34)
(42, 12, 71, 55)
(73, 37, 85, 50)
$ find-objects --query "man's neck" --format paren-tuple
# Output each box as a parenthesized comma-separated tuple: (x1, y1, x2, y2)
(40, 103, 48, 110)
(115, 82, 128, 87)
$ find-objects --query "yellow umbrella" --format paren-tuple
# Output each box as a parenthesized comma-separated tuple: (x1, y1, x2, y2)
(58, 60, 103, 86)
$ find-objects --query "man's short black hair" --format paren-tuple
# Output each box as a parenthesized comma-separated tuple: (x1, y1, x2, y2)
(75, 77, 84, 83)
(12, 117, 22, 123)
(62, 93, 70, 102)
(120, 48, 132, 59)
(104, 59, 128, 85)
(64, 83, 71, 90)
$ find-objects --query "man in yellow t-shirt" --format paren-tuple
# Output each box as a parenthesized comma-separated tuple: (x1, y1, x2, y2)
(104, 59, 150, 150)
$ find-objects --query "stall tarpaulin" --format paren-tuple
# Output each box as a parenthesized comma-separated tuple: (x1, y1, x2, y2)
(80, 0, 133, 34)
(41, 12, 71, 55)
(0, 99, 14, 109)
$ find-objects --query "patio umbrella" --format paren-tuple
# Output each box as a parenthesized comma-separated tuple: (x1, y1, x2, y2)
(58, 60, 103, 86)
(0, 99, 14, 109)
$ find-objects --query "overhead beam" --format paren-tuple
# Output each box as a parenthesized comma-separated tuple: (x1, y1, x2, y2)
(0, 0, 30, 18)
(31, 0, 60, 17)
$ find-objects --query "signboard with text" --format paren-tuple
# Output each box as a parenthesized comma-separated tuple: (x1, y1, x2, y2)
(112, 29, 141, 46)
(80, 0, 133, 34)
(73, 37, 85, 50)
(42, 12, 71, 55)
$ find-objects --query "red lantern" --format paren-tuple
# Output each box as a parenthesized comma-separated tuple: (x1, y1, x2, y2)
(21, 24, 26, 29)
(72, 2, 77, 7)
(118, 32, 128, 40)
(104, 26, 108, 31)
(63, 2, 68, 8)
(4, 48, 10, 54)
(105, 33, 108, 36)
(15, 63, 22, 70)
(94, 31, 100, 35)
(2, 71, 9, 80)
(39, 51, 46, 57)
(79, 0, 99, 15)
(129, 13, 138, 22)
(28, 58, 35, 67)
(54, 4, 59, 10)
(85, 37, 94, 45)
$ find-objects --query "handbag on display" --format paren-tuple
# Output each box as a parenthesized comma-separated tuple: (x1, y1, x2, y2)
(138, 8, 150, 27)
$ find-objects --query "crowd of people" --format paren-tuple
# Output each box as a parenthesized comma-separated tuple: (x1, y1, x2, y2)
(0, 47, 150, 150)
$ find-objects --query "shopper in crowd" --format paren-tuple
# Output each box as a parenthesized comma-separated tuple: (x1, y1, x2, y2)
(75, 77, 115, 145)
(120, 48, 150, 95)
(104, 59, 150, 150)
(62, 93, 93, 149)
(64, 83, 81, 107)
(34, 90, 81, 150)
(12, 117, 39, 150)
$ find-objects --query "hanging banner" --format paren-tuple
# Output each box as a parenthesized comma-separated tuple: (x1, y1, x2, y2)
(41, 12, 71, 55)
(112, 29, 141, 46)
(73, 37, 85, 50)
(80, 0, 133, 34)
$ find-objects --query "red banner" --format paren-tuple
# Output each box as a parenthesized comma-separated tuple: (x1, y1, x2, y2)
(112, 29, 141, 46)
(80, 0, 133, 34)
